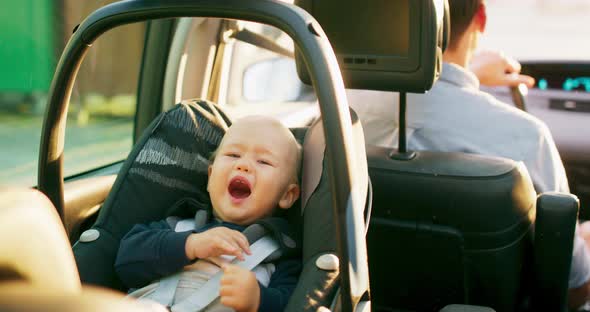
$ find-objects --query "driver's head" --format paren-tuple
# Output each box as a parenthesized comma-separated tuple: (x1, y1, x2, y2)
(447, 0, 486, 52)
(207, 116, 301, 225)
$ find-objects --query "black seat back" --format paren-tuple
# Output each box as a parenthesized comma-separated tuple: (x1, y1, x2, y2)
(366, 146, 537, 312)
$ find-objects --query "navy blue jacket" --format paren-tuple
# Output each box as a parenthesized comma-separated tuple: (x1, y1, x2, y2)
(115, 219, 301, 312)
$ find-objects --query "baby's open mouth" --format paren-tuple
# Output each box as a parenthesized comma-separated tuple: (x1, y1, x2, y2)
(228, 176, 251, 199)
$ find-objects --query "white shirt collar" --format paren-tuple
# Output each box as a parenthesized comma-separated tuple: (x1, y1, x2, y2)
(439, 62, 480, 90)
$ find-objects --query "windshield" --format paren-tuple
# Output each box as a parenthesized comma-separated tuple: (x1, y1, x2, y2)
(479, 0, 590, 61)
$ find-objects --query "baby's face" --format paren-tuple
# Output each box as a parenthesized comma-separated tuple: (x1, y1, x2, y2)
(207, 116, 299, 225)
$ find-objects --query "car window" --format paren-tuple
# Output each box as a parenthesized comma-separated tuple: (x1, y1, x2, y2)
(64, 22, 144, 180)
(0, 1, 144, 186)
(224, 21, 317, 125)
(480, 0, 590, 61)
(242, 57, 306, 103)
(175, 19, 318, 127)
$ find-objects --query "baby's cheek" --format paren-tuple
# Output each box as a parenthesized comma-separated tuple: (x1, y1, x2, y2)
(209, 179, 224, 196)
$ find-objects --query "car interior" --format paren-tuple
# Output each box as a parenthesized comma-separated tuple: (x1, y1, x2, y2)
(3, 0, 371, 311)
(294, 0, 579, 311)
(484, 61, 590, 221)
(0, 0, 586, 312)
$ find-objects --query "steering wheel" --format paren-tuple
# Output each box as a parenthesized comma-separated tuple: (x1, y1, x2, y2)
(510, 83, 528, 111)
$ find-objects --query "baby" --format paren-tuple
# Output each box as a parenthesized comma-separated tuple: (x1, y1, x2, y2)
(115, 116, 302, 312)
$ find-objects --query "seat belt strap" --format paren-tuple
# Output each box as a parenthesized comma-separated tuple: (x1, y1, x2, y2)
(150, 210, 211, 306)
(171, 235, 280, 312)
(151, 272, 182, 307)
(230, 29, 294, 59)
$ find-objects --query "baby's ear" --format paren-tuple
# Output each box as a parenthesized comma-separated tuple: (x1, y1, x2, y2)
(207, 165, 212, 192)
(278, 183, 300, 209)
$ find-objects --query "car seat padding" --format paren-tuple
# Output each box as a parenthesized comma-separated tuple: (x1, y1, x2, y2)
(74, 99, 229, 289)
(301, 117, 325, 213)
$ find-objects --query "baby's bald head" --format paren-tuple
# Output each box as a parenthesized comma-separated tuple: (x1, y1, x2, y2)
(207, 116, 302, 224)
(215, 116, 301, 182)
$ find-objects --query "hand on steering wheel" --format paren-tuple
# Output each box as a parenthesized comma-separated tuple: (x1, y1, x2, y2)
(470, 50, 535, 87)
(470, 50, 534, 111)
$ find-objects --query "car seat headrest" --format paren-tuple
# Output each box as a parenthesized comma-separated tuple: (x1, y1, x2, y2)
(295, 0, 447, 93)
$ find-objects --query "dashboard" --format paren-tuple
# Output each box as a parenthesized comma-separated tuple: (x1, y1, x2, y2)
(522, 62, 590, 92)
(519, 62, 590, 113)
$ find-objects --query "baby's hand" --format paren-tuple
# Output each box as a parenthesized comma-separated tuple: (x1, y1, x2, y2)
(220, 264, 260, 312)
(185, 227, 251, 260)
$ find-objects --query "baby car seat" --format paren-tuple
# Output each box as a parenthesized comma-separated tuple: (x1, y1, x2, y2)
(73, 99, 369, 311)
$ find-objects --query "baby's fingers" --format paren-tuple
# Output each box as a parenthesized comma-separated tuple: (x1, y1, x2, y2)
(219, 286, 240, 309)
(230, 231, 251, 256)
(215, 238, 244, 260)
(215, 229, 249, 256)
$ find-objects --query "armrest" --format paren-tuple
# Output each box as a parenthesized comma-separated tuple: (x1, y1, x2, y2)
(532, 192, 579, 312)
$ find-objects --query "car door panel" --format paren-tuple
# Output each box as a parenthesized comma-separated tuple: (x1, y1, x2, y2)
(63, 174, 117, 242)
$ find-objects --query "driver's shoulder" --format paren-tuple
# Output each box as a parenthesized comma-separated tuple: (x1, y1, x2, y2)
(476, 90, 549, 137)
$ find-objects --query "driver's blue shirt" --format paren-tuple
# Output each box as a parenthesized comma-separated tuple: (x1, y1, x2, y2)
(349, 61, 590, 289)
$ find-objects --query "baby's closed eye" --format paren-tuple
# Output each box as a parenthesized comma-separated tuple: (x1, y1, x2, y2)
(225, 152, 240, 158)
(257, 159, 273, 166)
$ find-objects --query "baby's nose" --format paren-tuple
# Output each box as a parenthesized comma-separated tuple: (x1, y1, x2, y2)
(236, 161, 250, 172)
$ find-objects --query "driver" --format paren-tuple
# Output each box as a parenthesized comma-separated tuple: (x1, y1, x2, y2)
(348, 0, 590, 309)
